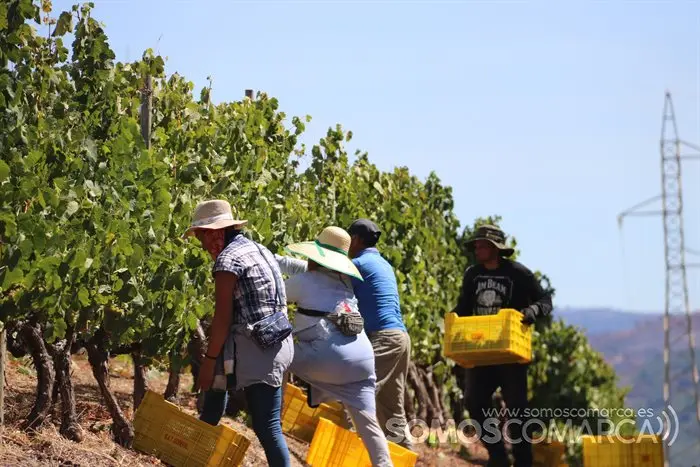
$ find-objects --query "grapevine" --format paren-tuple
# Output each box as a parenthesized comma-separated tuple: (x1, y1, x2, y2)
(0, 3, 630, 464)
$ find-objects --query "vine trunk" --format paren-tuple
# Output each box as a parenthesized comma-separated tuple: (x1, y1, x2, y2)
(21, 321, 55, 431)
(51, 328, 83, 442)
(85, 331, 134, 447)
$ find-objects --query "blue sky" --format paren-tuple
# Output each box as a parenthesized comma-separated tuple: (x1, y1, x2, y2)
(52, 0, 700, 313)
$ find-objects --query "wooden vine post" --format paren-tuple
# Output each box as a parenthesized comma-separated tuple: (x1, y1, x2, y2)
(132, 74, 153, 411)
(120, 74, 155, 414)
(141, 75, 152, 149)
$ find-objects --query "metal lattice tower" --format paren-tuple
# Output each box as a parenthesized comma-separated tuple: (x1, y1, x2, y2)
(618, 91, 700, 466)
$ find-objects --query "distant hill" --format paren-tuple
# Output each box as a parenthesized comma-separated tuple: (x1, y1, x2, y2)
(584, 311, 700, 403)
(553, 307, 655, 336)
(555, 307, 700, 466)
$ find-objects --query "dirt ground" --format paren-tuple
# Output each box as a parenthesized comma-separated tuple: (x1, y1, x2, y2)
(0, 352, 484, 466)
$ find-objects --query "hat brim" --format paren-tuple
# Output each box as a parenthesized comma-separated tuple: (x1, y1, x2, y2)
(466, 237, 514, 257)
(183, 219, 248, 238)
(284, 241, 363, 281)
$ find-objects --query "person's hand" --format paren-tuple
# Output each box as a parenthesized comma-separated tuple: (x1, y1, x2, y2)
(196, 356, 216, 392)
(520, 306, 537, 325)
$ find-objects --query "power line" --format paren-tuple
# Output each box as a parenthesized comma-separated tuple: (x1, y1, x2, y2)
(618, 91, 700, 467)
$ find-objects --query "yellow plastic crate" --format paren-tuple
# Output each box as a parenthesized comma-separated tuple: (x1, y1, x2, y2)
(582, 434, 663, 467)
(281, 383, 347, 443)
(533, 439, 566, 466)
(306, 417, 418, 467)
(444, 308, 532, 368)
(133, 390, 250, 467)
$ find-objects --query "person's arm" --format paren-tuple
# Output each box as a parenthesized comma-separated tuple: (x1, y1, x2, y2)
(452, 266, 475, 317)
(350, 258, 363, 295)
(205, 271, 236, 357)
(520, 268, 553, 324)
(283, 274, 304, 304)
(197, 271, 236, 391)
(275, 254, 308, 276)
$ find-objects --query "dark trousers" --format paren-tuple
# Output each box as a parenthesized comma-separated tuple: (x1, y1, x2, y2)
(465, 363, 533, 467)
(200, 384, 291, 467)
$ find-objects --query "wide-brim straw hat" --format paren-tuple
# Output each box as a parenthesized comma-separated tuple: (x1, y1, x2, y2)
(285, 226, 364, 281)
(183, 199, 247, 238)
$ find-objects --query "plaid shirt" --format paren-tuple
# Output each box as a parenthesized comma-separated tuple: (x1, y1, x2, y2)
(213, 234, 287, 325)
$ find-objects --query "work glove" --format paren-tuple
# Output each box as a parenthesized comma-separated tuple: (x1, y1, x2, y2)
(520, 306, 537, 325)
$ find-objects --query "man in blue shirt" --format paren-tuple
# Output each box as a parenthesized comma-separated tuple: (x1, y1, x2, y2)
(347, 219, 413, 451)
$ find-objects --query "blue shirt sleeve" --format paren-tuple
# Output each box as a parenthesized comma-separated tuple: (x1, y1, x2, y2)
(350, 258, 363, 292)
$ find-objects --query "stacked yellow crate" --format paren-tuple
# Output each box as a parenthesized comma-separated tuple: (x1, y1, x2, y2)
(532, 439, 566, 466)
(281, 383, 347, 443)
(307, 417, 418, 467)
(581, 434, 663, 467)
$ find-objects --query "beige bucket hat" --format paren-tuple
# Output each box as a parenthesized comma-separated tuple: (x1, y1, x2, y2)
(183, 199, 247, 237)
(285, 226, 363, 281)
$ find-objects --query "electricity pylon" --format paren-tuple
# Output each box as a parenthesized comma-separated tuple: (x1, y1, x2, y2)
(618, 91, 700, 467)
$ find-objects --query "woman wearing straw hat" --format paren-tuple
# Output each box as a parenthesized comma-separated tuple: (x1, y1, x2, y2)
(184, 199, 293, 467)
(275, 226, 393, 467)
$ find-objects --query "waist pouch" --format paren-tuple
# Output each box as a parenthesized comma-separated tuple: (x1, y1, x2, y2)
(327, 310, 364, 336)
(298, 299, 365, 337)
(249, 311, 292, 349)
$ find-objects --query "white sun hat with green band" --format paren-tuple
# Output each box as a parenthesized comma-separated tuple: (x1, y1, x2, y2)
(284, 226, 364, 281)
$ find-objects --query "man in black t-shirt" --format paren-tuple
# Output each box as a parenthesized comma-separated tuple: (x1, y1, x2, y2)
(453, 225, 552, 467)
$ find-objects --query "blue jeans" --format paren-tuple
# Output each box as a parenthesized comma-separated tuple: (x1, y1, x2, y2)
(200, 384, 290, 467)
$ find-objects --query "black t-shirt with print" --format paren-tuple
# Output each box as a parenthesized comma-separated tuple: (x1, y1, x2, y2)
(453, 259, 551, 317)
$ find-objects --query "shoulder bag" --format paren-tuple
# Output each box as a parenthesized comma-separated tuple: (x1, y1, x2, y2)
(247, 242, 293, 349)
